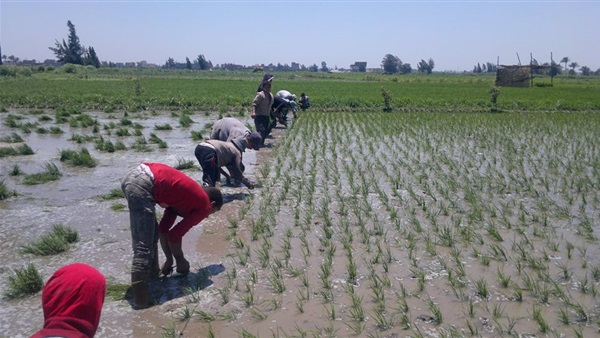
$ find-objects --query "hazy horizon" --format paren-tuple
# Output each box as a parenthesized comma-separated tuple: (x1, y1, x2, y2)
(1, 0, 598, 72)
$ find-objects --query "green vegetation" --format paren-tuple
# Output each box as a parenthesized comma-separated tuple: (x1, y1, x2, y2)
(22, 162, 62, 185)
(21, 224, 79, 256)
(59, 147, 97, 167)
(1, 69, 599, 113)
(174, 157, 195, 170)
(0, 143, 34, 158)
(106, 281, 129, 301)
(101, 187, 124, 200)
(3, 264, 44, 299)
(0, 180, 17, 200)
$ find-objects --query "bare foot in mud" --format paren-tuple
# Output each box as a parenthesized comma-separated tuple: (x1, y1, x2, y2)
(175, 258, 190, 275)
(160, 261, 174, 276)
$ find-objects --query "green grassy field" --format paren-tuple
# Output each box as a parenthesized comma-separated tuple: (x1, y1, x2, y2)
(1, 65, 599, 113)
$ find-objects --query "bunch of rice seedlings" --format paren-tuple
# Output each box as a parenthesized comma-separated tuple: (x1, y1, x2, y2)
(154, 123, 173, 130)
(0, 132, 23, 143)
(22, 162, 62, 185)
(175, 157, 195, 170)
(21, 224, 79, 256)
(0, 180, 18, 200)
(101, 188, 124, 200)
(10, 164, 22, 176)
(0, 144, 34, 158)
(3, 264, 43, 299)
(59, 148, 97, 167)
(190, 130, 203, 141)
(179, 114, 194, 127)
(148, 133, 168, 148)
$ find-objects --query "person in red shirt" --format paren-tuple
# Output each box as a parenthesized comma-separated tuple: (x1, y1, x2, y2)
(121, 162, 223, 309)
(31, 263, 106, 338)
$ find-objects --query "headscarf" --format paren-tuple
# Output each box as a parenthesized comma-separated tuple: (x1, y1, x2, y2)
(31, 263, 106, 338)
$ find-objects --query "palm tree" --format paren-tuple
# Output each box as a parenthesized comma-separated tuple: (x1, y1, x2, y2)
(560, 57, 570, 73)
(569, 62, 579, 74)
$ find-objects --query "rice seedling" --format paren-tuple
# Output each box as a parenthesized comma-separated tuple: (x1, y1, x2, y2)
(475, 277, 489, 299)
(101, 188, 124, 200)
(3, 263, 44, 299)
(59, 147, 97, 167)
(21, 224, 78, 255)
(427, 298, 443, 324)
(154, 123, 173, 130)
(149, 133, 168, 148)
(531, 305, 549, 333)
(179, 114, 194, 127)
(0, 180, 17, 200)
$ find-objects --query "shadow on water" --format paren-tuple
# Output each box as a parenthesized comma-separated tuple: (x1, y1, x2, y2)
(125, 263, 225, 309)
(222, 192, 250, 204)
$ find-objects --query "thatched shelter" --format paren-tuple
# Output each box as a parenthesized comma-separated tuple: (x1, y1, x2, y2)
(495, 64, 552, 87)
(495, 65, 531, 87)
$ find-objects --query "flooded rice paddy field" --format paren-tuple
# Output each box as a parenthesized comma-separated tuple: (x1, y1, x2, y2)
(1, 109, 600, 337)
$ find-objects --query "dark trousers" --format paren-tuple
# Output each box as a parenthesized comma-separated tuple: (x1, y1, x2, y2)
(194, 145, 219, 186)
(254, 115, 271, 145)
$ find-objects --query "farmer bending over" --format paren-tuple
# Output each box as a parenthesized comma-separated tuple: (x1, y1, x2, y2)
(195, 134, 259, 188)
(121, 162, 223, 309)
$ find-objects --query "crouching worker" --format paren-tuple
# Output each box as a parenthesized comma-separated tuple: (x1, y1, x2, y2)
(31, 263, 106, 338)
(121, 163, 223, 309)
(210, 117, 257, 144)
(195, 134, 259, 189)
(299, 92, 310, 111)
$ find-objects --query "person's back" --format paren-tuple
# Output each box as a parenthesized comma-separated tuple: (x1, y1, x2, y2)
(210, 118, 250, 142)
(276, 90, 295, 101)
(299, 93, 310, 111)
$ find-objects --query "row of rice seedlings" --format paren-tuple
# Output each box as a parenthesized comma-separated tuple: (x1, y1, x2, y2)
(185, 111, 600, 336)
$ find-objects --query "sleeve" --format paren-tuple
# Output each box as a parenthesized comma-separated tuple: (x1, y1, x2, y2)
(157, 208, 178, 234)
(166, 210, 207, 243)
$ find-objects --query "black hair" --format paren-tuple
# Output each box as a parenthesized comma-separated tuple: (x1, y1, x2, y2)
(203, 186, 223, 210)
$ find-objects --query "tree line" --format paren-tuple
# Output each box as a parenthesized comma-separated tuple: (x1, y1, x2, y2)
(1, 20, 599, 76)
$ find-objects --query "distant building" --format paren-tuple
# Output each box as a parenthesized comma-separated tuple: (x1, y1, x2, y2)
(350, 62, 367, 72)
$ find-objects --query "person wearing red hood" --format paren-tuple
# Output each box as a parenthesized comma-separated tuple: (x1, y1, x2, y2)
(31, 263, 106, 338)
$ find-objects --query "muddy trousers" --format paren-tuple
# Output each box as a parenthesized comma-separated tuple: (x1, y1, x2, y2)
(194, 144, 219, 187)
(121, 165, 159, 309)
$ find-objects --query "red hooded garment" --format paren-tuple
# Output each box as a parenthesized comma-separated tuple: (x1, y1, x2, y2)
(31, 263, 106, 338)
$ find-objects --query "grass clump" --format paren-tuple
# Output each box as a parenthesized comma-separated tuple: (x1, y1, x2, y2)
(0, 180, 18, 200)
(106, 282, 130, 301)
(21, 224, 79, 256)
(101, 188, 124, 200)
(59, 148, 97, 167)
(179, 114, 194, 127)
(3, 264, 44, 299)
(0, 132, 24, 143)
(154, 123, 173, 130)
(190, 130, 203, 141)
(0, 144, 34, 158)
(22, 162, 62, 185)
(175, 157, 195, 170)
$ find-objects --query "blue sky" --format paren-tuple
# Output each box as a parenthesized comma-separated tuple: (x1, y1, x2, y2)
(1, 0, 598, 72)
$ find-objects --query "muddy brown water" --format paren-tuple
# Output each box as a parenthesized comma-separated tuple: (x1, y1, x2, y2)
(1, 110, 599, 338)
(0, 109, 262, 337)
